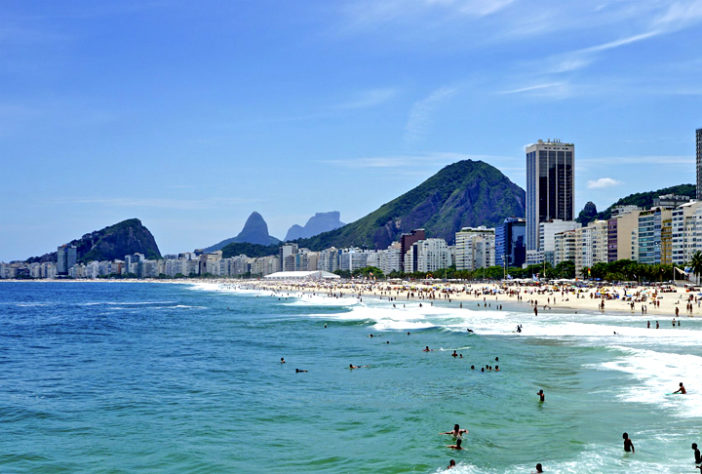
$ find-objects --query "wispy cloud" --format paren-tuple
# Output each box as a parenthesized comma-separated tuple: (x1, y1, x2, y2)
(580, 155, 693, 165)
(54, 197, 262, 211)
(587, 177, 622, 189)
(404, 86, 457, 144)
(320, 152, 465, 168)
(337, 88, 398, 109)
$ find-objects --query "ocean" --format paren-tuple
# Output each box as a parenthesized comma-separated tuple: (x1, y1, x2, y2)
(1, 281, 701, 473)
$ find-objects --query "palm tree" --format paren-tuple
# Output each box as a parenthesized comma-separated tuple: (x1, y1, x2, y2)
(690, 251, 702, 285)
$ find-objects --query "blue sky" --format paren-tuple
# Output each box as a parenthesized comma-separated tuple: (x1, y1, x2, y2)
(1, 0, 701, 260)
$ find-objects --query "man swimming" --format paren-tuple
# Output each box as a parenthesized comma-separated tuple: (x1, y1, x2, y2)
(623, 432, 635, 453)
(423, 346, 431, 352)
(673, 382, 687, 394)
(280, 357, 286, 364)
(447, 438, 463, 450)
(295, 368, 308, 373)
(537, 389, 545, 402)
(440, 424, 468, 438)
(451, 350, 458, 358)
(447, 459, 456, 469)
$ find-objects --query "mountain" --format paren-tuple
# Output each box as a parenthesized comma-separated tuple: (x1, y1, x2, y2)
(26, 218, 161, 263)
(294, 160, 525, 250)
(581, 184, 695, 222)
(202, 211, 280, 252)
(284, 211, 345, 241)
(576, 201, 598, 225)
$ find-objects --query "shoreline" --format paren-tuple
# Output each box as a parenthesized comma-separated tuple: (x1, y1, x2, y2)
(3, 277, 700, 319)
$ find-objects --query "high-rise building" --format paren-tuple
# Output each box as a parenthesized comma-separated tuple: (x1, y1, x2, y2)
(495, 218, 526, 268)
(525, 139, 575, 252)
(400, 229, 425, 272)
(455, 227, 495, 271)
(56, 245, 77, 275)
(697, 128, 702, 199)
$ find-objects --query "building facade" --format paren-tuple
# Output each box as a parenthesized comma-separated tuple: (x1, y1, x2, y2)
(495, 217, 526, 268)
(526, 139, 575, 252)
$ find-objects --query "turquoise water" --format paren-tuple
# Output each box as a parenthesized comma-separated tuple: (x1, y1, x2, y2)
(1, 281, 702, 473)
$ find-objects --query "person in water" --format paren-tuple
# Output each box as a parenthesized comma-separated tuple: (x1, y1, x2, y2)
(623, 432, 635, 453)
(349, 364, 361, 369)
(423, 346, 431, 352)
(447, 459, 456, 469)
(673, 382, 687, 394)
(447, 438, 463, 450)
(537, 389, 545, 402)
(533, 463, 544, 473)
(692, 442, 701, 465)
(280, 357, 286, 364)
(451, 350, 458, 358)
(295, 368, 308, 373)
(440, 424, 468, 438)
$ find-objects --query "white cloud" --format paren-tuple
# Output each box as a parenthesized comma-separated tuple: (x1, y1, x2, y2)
(404, 86, 457, 143)
(54, 197, 261, 210)
(587, 177, 622, 189)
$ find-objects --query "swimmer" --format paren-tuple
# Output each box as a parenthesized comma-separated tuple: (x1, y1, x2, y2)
(447, 438, 463, 450)
(423, 346, 431, 352)
(537, 389, 545, 402)
(440, 424, 468, 438)
(349, 364, 361, 369)
(495, 357, 499, 362)
(452, 350, 458, 358)
(447, 459, 456, 469)
(673, 382, 687, 394)
(280, 357, 286, 364)
(623, 432, 635, 453)
(693, 442, 701, 465)
(324, 323, 327, 328)
(470, 365, 475, 370)
(495, 365, 499, 372)
(533, 463, 543, 473)
(295, 368, 308, 373)
(459, 354, 463, 359)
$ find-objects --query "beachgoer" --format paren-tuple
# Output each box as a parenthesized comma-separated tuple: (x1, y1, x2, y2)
(693, 443, 701, 465)
(537, 389, 545, 402)
(647, 321, 650, 328)
(495, 357, 499, 362)
(349, 364, 360, 369)
(280, 357, 286, 364)
(623, 432, 635, 453)
(447, 459, 456, 469)
(673, 382, 687, 394)
(533, 463, 544, 473)
(423, 346, 431, 352)
(470, 365, 475, 370)
(452, 350, 458, 358)
(656, 321, 660, 329)
(440, 424, 468, 438)
(495, 365, 500, 372)
(447, 438, 463, 450)
(295, 368, 308, 373)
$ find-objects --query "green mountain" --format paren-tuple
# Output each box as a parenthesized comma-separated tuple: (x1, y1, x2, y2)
(26, 218, 161, 263)
(579, 184, 696, 224)
(295, 160, 525, 250)
(221, 242, 279, 259)
(202, 211, 280, 252)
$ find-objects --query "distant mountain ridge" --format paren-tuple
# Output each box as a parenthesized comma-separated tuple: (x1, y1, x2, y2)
(285, 211, 345, 241)
(576, 184, 696, 225)
(294, 160, 525, 250)
(26, 218, 161, 263)
(202, 211, 280, 252)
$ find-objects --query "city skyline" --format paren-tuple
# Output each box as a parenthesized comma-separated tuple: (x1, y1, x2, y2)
(1, 1, 702, 261)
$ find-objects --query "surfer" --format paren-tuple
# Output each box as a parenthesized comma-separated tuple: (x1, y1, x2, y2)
(447, 438, 463, 450)
(673, 382, 687, 394)
(440, 424, 468, 438)
(537, 389, 545, 402)
(622, 432, 635, 453)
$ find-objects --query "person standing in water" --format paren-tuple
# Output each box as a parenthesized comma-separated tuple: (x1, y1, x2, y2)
(623, 432, 635, 453)
(440, 424, 468, 438)
(447, 438, 463, 450)
(692, 442, 701, 465)
(537, 389, 545, 402)
(533, 463, 544, 473)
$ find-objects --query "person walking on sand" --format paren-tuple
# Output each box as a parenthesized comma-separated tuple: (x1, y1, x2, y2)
(623, 432, 635, 453)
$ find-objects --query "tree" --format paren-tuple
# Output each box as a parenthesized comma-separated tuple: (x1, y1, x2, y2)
(690, 251, 702, 285)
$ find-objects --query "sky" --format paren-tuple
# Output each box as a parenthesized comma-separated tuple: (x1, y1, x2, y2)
(1, 0, 702, 261)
